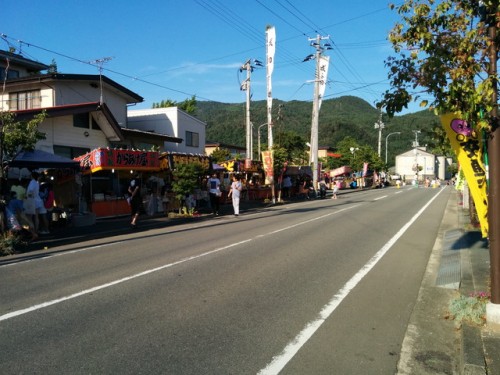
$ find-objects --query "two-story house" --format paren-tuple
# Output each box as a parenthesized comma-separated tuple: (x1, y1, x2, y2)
(0, 49, 186, 218)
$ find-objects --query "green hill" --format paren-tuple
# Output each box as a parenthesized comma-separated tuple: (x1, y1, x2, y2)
(194, 96, 441, 161)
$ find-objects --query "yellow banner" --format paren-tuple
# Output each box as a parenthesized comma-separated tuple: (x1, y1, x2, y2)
(440, 113, 488, 237)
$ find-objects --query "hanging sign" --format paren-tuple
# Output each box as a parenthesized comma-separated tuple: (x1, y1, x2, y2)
(159, 152, 211, 170)
(262, 150, 274, 185)
(440, 113, 488, 237)
(75, 148, 160, 173)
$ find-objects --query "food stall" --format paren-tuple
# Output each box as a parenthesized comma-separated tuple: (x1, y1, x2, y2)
(218, 159, 269, 200)
(329, 166, 353, 189)
(75, 148, 162, 217)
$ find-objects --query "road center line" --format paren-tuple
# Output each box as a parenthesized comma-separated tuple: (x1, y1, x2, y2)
(0, 190, 433, 325)
(0, 203, 358, 322)
(257, 188, 445, 375)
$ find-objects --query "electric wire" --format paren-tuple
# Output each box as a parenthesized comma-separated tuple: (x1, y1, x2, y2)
(1, 2, 398, 106)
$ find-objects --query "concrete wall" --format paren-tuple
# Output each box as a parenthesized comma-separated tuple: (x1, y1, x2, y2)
(128, 107, 206, 154)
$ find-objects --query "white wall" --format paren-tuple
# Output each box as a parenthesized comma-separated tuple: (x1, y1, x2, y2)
(395, 148, 436, 180)
(54, 81, 129, 127)
(37, 114, 109, 152)
(128, 107, 206, 154)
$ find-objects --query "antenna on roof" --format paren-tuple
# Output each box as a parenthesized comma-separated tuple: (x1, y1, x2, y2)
(88, 57, 113, 105)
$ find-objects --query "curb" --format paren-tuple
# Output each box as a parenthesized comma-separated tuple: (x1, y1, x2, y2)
(456, 200, 500, 375)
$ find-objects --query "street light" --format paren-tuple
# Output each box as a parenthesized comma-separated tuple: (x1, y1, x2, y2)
(350, 147, 359, 166)
(412, 130, 421, 148)
(385, 132, 401, 165)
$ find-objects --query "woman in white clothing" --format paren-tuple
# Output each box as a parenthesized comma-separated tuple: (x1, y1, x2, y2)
(227, 174, 242, 216)
(26, 171, 49, 234)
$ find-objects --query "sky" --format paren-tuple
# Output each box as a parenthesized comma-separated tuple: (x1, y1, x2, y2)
(1, 0, 425, 115)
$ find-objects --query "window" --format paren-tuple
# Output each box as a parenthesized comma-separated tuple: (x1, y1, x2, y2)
(54, 145, 90, 159)
(0, 69, 19, 81)
(185, 131, 199, 147)
(9, 90, 41, 110)
(91, 115, 101, 130)
(73, 113, 90, 128)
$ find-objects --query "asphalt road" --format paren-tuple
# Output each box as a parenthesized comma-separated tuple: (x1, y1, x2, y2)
(0, 185, 451, 374)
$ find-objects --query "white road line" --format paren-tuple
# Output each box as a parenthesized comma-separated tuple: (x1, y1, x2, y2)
(257, 187, 446, 375)
(0, 205, 357, 322)
(0, 239, 252, 322)
(374, 195, 387, 201)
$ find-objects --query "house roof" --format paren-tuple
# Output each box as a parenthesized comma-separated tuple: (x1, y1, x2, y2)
(205, 141, 245, 150)
(9, 149, 80, 170)
(12, 102, 125, 142)
(4, 73, 143, 103)
(398, 148, 435, 158)
(0, 50, 49, 72)
(120, 127, 183, 144)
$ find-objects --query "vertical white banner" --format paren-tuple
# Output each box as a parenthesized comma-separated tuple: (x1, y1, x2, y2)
(266, 26, 276, 149)
(317, 55, 329, 110)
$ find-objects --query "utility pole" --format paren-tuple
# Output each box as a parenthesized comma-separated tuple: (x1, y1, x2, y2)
(306, 34, 330, 191)
(240, 59, 263, 164)
(486, 9, 500, 321)
(374, 111, 385, 157)
(241, 59, 252, 164)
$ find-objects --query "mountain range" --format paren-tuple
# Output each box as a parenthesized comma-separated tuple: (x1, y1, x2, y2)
(195, 95, 442, 161)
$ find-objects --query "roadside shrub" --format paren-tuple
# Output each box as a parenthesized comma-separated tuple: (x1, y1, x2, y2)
(0, 232, 21, 256)
(448, 292, 490, 327)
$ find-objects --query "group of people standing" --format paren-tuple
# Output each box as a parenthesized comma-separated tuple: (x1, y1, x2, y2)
(207, 173, 242, 217)
(6, 171, 54, 240)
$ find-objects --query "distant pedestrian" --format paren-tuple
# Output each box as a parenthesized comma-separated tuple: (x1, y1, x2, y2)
(128, 173, 141, 228)
(318, 179, 327, 199)
(282, 175, 292, 198)
(26, 171, 50, 234)
(207, 173, 221, 216)
(228, 174, 242, 216)
(332, 179, 341, 199)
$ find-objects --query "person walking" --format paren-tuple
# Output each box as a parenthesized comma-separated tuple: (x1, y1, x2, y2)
(207, 173, 221, 216)
(227, 174, 242, 216)
(332, 179, 341, 199)
(128, 174, 142, 228)
(26, 171, 50, 234)
(282, 175, 292, 198)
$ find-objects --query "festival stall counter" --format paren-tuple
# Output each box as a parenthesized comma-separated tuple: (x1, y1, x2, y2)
(75, 148, 162, 218)
(219, 159, 270, 201)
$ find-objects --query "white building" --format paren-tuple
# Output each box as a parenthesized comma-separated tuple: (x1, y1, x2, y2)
(127, 108, 206, 155)
(395, 147, 435, 181)
(395, 147, 452, 181)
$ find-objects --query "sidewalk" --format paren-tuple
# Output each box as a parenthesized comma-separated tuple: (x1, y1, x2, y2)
(456, 196, 500, 374)
(397, 189, 500, 374)
(8, 197, 273, 257)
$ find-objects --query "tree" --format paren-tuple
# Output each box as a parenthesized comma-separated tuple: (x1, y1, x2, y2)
(0, 111, 47, 179)
(152, 99, 176, 109)
(273, 130, 308, 165)
(379, 0, 492, 128)
(171, 162, 205, 212)
(210, 147, 231, 164)
(179, 96, 197, 114)
(152, 96, 197, 115)
(47, 59, 58, 74)
(379, 0, 500, 309)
